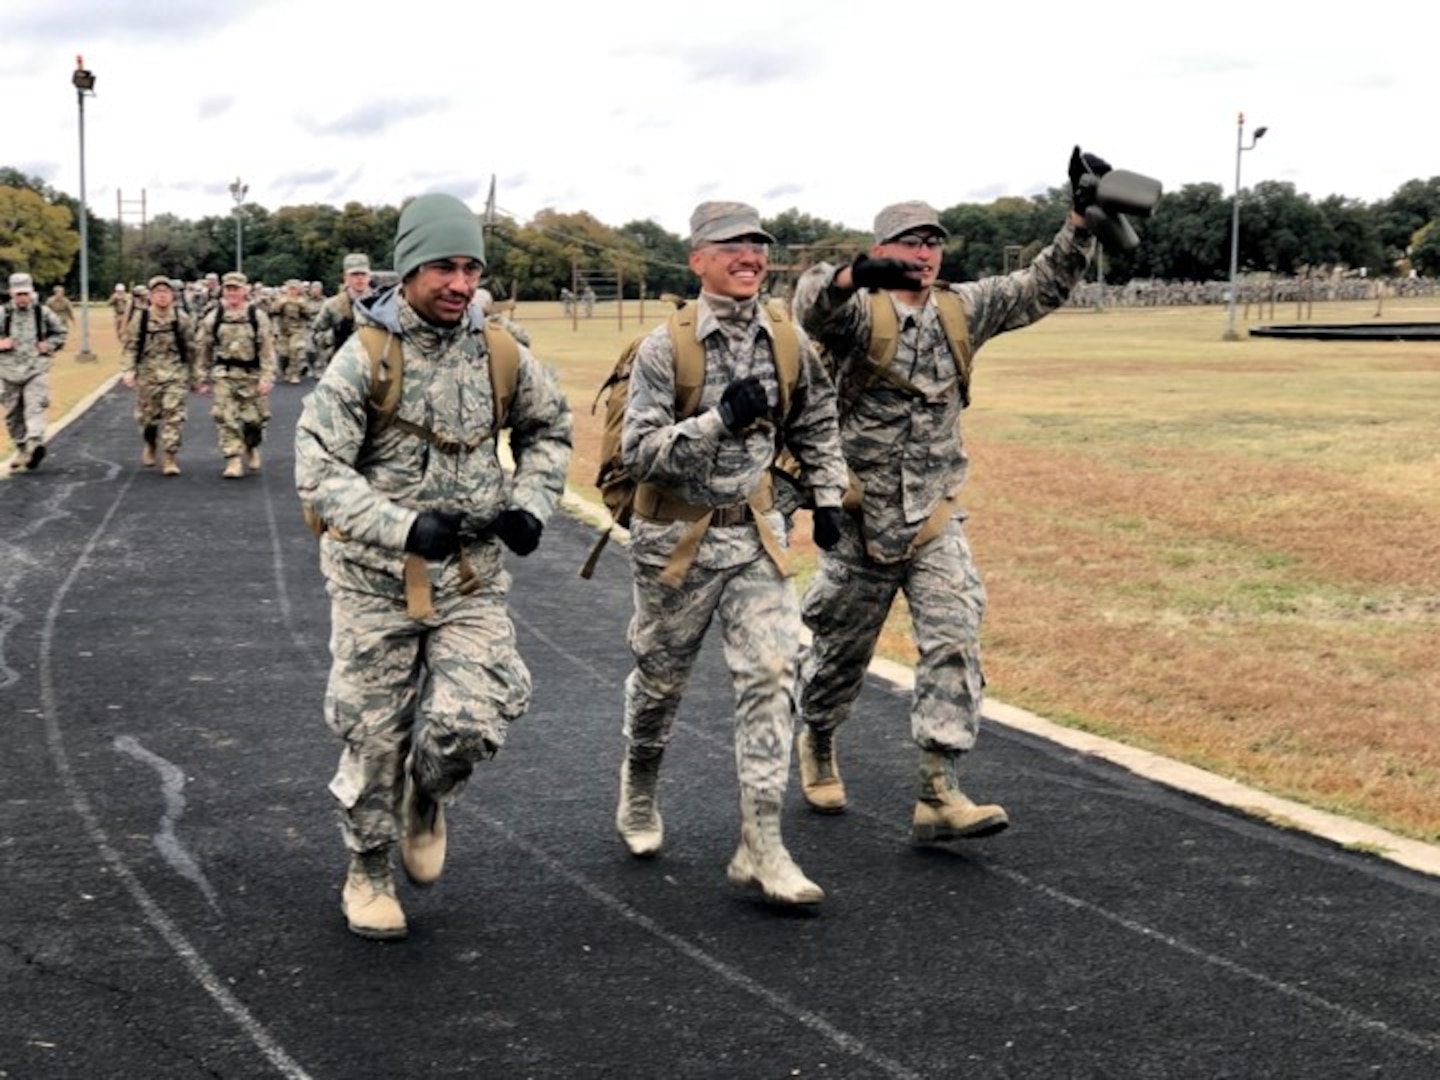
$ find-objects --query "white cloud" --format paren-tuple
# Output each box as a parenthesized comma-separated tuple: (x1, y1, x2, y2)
(3, 0, 1436, 240)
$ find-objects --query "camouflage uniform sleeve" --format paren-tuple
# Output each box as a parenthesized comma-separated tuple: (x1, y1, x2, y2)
(294, 336, 416, 551)
(179, 313, 198, 380)
(791, 261, 872, 376)
(41, 306, 68, 353)
(621, 326, 729, 485)
(121, 312, 140, 374)
(958, 217, 1095, 345)
(782, 329, 847, 509)
(504, 346, 574, 524)
(194, 312, 215, 380)
(255, 309, 277, 381)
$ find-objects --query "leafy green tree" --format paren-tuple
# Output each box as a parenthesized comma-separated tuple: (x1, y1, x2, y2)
(0, 185, 81, 285)
(615, 219, 690, 297)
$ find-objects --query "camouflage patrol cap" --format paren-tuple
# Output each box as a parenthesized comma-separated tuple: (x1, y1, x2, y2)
(342, 253, 370, 273)
(222, 271, 248, 288)
(874, 201, 949, 244)
(146, 274, 174, 291)
(689, 201, 776, 248)
(8, 272, 34, 294)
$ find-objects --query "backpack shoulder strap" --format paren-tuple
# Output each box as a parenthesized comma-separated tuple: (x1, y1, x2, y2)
(357, 325, 404, 433)
(481, 321, 521, 432)
(136, 307, 150, 356)
(931, 287, 974, 408)
(666, 302, 707, 418)
(763, 298, 800, 419)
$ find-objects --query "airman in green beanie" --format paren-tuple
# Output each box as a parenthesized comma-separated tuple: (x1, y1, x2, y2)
(295, 191, 573, 941)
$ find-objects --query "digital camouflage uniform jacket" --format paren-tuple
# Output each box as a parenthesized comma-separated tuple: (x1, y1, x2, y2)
(622, 293, 846, 571)
(792, 218, 1094, 563)
(122, 309, 196, 382)
(294, 287, 573, 597)
(0, 303, 68, 382)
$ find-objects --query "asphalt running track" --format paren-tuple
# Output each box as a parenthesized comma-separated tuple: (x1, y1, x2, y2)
(2, 383, 1438, 1080)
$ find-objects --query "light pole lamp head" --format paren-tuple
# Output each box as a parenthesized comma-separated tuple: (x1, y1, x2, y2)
(72, 55, 96, 94)
(1253, 126, 1268, 141)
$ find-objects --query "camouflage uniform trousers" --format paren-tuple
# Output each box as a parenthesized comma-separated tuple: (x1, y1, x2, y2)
(134, 376, 189, 453)
(209, 371, 270, 458)
(798, 513, 987, 752)
(2, 373, 50, 446)
(324, 558, 532, 853)
(624, 549, 799, 800)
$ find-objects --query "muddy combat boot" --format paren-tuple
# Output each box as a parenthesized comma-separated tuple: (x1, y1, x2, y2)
(726, 791, 824, 907)
(399, 773, 446, 887)
(910, 750, 1009, 844)
(222, 456, 243, 479)
(341, 849, 407, 940)
(141, 425, 158, 467)
(796, 725, 846, 814)
(161, 451, 181, 476)
(615, 748, 664, 858)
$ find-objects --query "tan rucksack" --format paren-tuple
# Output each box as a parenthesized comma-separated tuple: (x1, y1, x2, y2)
(579, 299, 800, 582)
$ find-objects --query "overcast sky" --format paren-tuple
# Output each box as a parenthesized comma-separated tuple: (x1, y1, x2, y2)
(4, 0, 1435, 238)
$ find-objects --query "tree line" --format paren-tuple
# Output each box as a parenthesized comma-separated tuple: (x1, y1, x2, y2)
(3, 165, 1438, 302)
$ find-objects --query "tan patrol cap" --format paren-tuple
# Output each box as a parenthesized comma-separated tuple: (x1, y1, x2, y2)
(222, 271, 248, 288)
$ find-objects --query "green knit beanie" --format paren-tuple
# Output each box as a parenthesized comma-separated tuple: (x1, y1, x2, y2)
(394, 193, 486, 281)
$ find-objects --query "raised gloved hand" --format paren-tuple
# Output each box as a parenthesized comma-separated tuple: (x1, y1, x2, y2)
(811, 506, 844, 551)
(850, 253, 926, 291)
(405, 509, 464, 560)
(495, 508, 543, 556)
(1069, 146, 1113, 214)
(718, 376, 769, 432)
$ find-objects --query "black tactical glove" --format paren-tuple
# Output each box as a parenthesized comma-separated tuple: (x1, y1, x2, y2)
(1069, 146, 1113, 215)
(405, 509, 464, 560)
(718, 376, 769, 431)
(494, 508, 543, 556)
(849, 253, 926, 291)
(811, 506, 844, 551)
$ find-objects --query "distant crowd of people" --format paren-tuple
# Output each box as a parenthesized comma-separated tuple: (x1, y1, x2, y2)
(1068, 274, 1439, 309)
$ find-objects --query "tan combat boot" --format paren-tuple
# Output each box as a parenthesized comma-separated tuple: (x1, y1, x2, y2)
(399, 773, 446, 887)
(141, 441, 156, 467)
(341, 849, 407, 940)
(222, 456, 243, 479)
(796, 725, 846, 814)
(246, 446, 262, 471)
(615, 749, 664, 858)
(910, 750, 1009, 844)
(726, 791, 824, 907)
(161, 452, 181, 476)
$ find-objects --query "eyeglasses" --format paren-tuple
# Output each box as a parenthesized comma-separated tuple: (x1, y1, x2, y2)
(890, 234, 945, 251)
(705, 241, 770, 256)
(421, 258, 485, 281)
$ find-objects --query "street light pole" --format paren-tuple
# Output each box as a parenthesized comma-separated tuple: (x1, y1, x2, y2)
(229, 177, 248, 272)
(71, 56, 97, 362)
(1223, 112, 1268, 341)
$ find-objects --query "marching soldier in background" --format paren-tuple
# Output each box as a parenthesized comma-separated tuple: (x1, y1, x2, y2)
(121, 275, 196, 475)
(196, 270, 276, 479)
(110, 283, 130, 337)
(272, 279, 312, 383)
(1, 273, 68, 473)
(310, 253, 371, 376)
(45, 285, 76, 327)
(789, 150, 1103, 844)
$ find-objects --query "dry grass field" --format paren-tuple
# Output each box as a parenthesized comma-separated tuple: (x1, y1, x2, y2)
(17, 295, 1438, 843)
